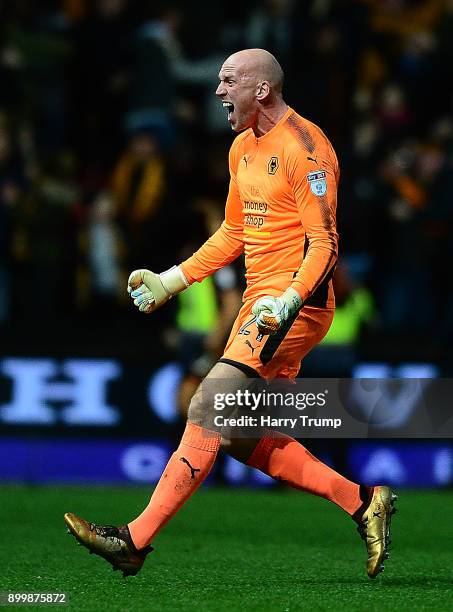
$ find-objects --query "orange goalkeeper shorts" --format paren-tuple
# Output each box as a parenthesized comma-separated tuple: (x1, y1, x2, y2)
(220, 300, 334, 380)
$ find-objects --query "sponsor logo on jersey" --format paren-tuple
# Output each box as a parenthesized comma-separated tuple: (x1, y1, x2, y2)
(307, 170, 327, 196)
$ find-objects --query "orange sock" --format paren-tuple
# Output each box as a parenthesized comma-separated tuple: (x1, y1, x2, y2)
(128, 422, 221, 549)
(247, 431, 370, 518)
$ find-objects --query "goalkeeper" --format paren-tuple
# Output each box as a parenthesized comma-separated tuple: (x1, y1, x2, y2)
(65, 48, 396, 580)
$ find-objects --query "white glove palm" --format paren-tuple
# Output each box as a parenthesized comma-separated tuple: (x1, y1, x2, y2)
(128, 266, 188, 314)
(252, 287, 303, 335)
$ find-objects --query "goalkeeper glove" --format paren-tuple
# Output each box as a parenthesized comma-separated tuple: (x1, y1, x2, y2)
(252, 287, 303, 335)
(127, 265, 189, 314)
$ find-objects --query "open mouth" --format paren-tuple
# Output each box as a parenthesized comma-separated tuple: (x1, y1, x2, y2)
(222, 101, 234, 120)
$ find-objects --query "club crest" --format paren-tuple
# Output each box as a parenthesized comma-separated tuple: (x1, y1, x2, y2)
(268, 156, 279, 175)
(307, 170, 327, 196)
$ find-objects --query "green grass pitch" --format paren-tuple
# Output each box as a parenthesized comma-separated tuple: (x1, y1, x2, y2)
(1, 486, 452, 611)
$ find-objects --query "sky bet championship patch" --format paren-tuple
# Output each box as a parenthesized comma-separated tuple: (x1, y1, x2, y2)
(307, 170, 327, 196)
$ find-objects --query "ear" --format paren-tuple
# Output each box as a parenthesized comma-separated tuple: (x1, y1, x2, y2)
(256, 81, 271, 101)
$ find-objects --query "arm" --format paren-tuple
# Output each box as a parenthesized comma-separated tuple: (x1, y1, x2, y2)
(180, 161, 244, 284)
(253, 145, 339, 334)
(289, 148, 339, 302)
(127, 141, 244, 315)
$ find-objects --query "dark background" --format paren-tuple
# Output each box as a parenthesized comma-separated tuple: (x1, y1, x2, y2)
(0, 0, 452, 487)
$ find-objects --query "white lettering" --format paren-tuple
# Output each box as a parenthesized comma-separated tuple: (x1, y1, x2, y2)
(0, 358, 121, 426)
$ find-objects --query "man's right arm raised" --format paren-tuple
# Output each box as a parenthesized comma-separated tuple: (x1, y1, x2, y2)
(180, 176, 244, 284)
(127, 143, 244, 315)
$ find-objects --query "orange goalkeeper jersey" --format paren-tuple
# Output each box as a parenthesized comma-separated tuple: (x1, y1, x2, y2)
(181, 106, 339, 308)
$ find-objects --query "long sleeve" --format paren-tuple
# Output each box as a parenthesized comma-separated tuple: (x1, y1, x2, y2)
(287, 148, 339, 302)
(180, 150, 244, 284)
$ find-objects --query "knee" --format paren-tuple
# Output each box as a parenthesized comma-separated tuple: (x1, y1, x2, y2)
(187, 387, 205, 425)
(220, 436, 258, 464)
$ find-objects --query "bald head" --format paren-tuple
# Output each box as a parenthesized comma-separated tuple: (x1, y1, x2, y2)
(224, 49, 284, 93)
(216, 48, 288, 134)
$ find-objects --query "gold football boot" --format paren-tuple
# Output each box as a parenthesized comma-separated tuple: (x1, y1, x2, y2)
(356, 486, 397, 578)
(64, 512, 152, 577)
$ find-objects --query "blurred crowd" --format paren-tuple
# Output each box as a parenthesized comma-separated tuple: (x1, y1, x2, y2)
(1, 0, 453, 372)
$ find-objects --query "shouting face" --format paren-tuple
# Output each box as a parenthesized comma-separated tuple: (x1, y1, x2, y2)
(215, 55, 260, 132)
